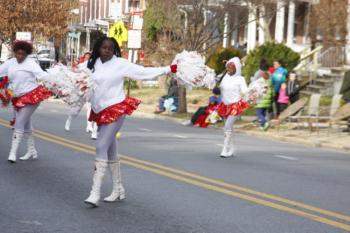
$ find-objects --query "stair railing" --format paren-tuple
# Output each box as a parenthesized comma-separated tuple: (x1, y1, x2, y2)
(317, 46, 346, 68)
(294, 46, 323, 86)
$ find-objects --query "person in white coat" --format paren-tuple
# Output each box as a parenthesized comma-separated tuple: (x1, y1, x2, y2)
(84, 36, 177, 207)
(217, 57, 249, 158)
(0, 41, 51, 163)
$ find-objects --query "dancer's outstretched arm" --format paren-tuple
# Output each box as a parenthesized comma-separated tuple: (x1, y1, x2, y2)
(124, 60, 175, 80)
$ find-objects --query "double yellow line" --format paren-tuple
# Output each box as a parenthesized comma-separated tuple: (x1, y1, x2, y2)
(0, 118, 350, 231)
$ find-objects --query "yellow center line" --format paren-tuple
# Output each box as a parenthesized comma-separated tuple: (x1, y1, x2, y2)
(1, 120, 350, 231)
(122, 160, 350, 232)
(1, 119, 348, 223)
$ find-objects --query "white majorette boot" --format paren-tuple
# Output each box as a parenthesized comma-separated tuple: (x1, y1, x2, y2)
(86, 121, 93, 133)
(8, 131, 24, 163)
(20, 133, 38, 160)
(65, 116, 72, 131)
(104, 160, 126, 202)
(84, 160, 108, 207)
(226, 131, 236, 157)
(220, 131, 232, 158)
(90, 123, 98, 140)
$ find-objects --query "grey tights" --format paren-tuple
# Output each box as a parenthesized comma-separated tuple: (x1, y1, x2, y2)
(96, 116, 125, 162)
(224, 115, 240, 132)
(15, 104, 39, 133)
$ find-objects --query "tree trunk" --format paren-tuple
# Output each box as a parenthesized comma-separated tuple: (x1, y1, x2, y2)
(178, 86, 187, 113)
(263, 23, 272, 42)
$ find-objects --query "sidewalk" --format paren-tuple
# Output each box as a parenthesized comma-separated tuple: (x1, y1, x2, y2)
(236, 125, 350, 152)
(132, 110, 350, 153)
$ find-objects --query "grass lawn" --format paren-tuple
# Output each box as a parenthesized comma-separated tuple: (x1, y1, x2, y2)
(128, 87, 213, 114)
(128, 87, 338, 119)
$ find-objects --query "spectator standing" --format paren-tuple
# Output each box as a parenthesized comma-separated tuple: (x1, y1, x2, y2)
(340, 71, 350, 132)
(287, 73, 300, 104)
(277, 82, 289, 116)
(272, 60, 288, 116)
(255, 71, 274, 131)
(251, 58, 269, 82)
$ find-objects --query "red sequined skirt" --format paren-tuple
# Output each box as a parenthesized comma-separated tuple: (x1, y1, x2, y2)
(12, 86, 52, 110)
(217, 100, 249, 118)
(89, 96, 141, 125)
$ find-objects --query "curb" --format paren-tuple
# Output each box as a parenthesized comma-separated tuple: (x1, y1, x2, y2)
(132, 111, 350, 153)
(235, 129, 350, 153)
(131, 111, 184, 124)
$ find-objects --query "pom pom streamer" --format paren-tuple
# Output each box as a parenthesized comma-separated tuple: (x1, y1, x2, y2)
(244, 78, 268, 104)
(172, 51, 216, 89)
(39, 65, 95, 107)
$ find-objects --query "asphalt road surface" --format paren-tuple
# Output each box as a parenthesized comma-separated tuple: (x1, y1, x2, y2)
(0, 101, 349, 233)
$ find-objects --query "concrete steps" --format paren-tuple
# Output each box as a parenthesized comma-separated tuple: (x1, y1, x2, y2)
(299, 66, 348, 96)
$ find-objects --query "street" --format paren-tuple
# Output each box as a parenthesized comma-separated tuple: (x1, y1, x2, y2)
(0, 101, 350, 233)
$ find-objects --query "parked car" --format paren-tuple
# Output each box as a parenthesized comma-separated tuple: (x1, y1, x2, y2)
(36, 48, 55, 70)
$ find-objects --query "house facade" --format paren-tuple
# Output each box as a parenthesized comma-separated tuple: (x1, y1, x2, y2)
(67, 0, 146, 59)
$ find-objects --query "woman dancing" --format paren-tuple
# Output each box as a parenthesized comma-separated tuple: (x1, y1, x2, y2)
(217, 57, 249, 158)
(83, 36, 177, 207)
(0, 41, 51, 162)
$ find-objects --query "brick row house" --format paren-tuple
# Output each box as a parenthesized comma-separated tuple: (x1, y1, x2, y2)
(67, 0, 350, 67)
(67, 0, 146, 59)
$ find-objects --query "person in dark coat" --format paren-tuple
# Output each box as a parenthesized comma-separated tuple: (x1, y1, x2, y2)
(287, 73, 300, 104)
(155, 78, 179, 113)
(340, 71, 350, 132)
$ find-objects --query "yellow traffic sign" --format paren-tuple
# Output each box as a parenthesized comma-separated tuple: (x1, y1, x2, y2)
(109, 21, 128, 46)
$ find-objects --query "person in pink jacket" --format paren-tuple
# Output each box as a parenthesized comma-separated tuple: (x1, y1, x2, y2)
(277, 82, 289, 116)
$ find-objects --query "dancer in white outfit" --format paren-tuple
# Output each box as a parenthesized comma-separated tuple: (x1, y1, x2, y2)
(217, 57, 249, 158)
(83, 36, 177, 207)
(0, 41, 51, 163)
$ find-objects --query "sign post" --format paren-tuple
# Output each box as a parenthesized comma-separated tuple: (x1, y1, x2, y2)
(127, 29, 142, 96)
(126, 12, 144, 95)
(16, 32, 32, 42)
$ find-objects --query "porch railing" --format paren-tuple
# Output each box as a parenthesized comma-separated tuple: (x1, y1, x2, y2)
(318, 46, 346, 68)
(294, 45, 323, 82)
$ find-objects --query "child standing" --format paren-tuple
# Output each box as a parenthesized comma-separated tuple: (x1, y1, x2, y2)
(277, 82, 289, 116)
(255, 71, 274, 131)
(287, 73, 300, 104)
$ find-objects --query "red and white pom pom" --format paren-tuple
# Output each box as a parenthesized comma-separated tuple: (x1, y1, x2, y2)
(244, 78, 268, 104)
(172, 50, 216, 89)
(39, 65, 95, 106)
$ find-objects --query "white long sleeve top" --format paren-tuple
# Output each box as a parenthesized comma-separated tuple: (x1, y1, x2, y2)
(0, 58, 46, 97)
(85, 55, 171, 113)
(219, 57, 248, 105)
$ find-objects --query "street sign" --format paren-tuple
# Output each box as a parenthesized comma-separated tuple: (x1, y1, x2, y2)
(109, 21, 128, 46)
(16, 32, 32, 41)
(109, 1, 122, 20)
(130, 12, 144, 30)
(127, 30, 142, 49)
(68, 32, 81, 39)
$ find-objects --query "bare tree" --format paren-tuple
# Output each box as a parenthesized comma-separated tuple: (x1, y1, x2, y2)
(0, 0, 79, 45)
(143, 0, 287, 113)
(309, 0, 347, 48)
